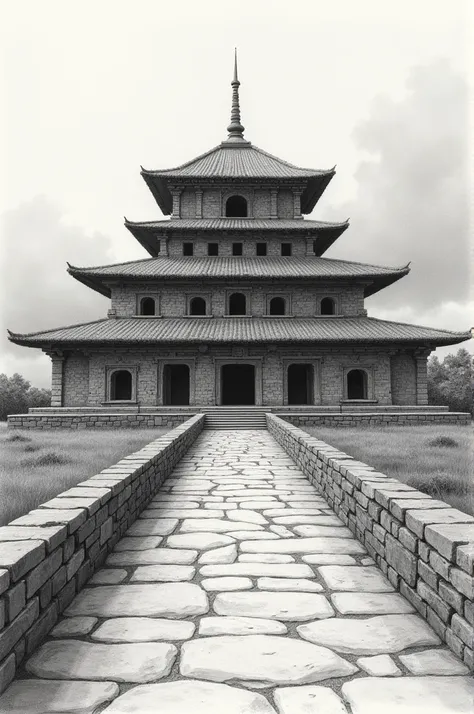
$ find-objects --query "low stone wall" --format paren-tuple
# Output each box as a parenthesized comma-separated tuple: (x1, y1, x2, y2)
(267, 413, 474, 670)
(8, 413, 196, 430)
(0, 414, 205, 693)
(278, 412, 471, 427)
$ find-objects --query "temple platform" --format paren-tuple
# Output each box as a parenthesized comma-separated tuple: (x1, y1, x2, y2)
(7, 404, 471, 429)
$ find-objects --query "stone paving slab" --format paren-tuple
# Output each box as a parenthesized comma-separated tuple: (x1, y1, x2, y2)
(1, 429, 471, 714)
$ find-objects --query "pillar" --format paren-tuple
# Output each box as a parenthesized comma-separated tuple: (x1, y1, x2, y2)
(50, 352, 64, 407)
(293, 189, 303, 218)
(270, 188, 278, 218)
(171, 189, 182, 218)
(195, 188, 203, 218)
(415, 352, 429, 406)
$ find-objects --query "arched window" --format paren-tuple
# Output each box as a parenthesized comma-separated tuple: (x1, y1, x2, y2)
(190, 297, 206, 316)
(320, 297, 336, 315)
(229, 292, 246, 315)
(139, 297, 155, 316)
(347, 369, 368, 400)
(110, 370, 132, 401)
(269, 297, 286, 315)
(225, 195, 248, 217)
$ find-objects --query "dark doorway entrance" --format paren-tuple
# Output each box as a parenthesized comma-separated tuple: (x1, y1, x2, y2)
(221, 364, 255, 405)
(288, 364, 313, 405)
(163, 364, 190, 405)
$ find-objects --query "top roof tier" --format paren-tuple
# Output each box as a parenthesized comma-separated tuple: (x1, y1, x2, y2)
(141, 51, 335, 216)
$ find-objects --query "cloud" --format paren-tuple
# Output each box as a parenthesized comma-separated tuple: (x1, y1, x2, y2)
(323, 59, 470, 315)
(0, 196, 115, 384)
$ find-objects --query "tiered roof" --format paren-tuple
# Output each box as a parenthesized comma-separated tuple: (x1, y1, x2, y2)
(9, 317, 470, 348)
(67, 256, 409, 298)
(125, 218, 349, 257)
(7, 52, 470, 353)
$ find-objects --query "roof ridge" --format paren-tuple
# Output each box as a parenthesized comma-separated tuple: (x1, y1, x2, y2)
(250, 143, 335, 175)
(141, 144, 228, 175)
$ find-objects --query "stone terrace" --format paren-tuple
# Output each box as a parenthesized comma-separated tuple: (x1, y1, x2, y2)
(0, 429, 472, 713)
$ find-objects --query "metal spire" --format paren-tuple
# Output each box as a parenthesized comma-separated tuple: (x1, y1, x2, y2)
(226, 48, 246, 142)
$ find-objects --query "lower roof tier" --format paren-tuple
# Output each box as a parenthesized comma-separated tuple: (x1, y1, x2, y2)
(68, 256, 409, 298)
(9, 317, 470, 348)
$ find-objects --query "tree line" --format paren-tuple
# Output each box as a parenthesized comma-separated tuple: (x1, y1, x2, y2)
(0, 348, 472, 420)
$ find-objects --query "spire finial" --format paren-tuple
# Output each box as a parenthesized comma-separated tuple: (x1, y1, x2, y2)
(226, 48, 245, 142)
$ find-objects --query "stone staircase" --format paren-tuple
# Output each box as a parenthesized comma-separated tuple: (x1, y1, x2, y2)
(204, 407, 267, 429)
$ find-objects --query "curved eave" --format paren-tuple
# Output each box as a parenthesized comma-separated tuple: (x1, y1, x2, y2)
(67, 267, 111, 297)
(7, 319, 472, 350)
(124, 218, 350, 257)
(65, 265, 408, 298)
(140, 169, 335, 217)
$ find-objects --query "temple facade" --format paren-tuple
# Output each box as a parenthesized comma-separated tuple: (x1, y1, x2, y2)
(9, 57, 470, 410)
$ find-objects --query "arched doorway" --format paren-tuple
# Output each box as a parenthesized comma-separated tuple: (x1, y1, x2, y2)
(225, 195, 248, 217)
(288, 364, 313, 405)
(110, 370, 132, 401)
(221, 364, 255, 405)
(163, 364, 190, 405)
(347, 369, 368, 399)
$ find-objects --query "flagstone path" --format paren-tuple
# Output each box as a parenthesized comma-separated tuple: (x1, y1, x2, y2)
(1, 430, 472, 713)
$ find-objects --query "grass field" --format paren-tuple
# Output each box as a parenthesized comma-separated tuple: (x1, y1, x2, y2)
(303, 424, 474, 516)
(0, 425, 169, 526)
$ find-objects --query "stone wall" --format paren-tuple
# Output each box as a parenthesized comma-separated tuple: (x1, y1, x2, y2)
(8, 412, 194, 430)
(266, 414, 474, 670)
(110, 282, 366, 318)
(57, 345, 396, 408)
(0, 414, 205, 692)
(279, 412, 471, 427)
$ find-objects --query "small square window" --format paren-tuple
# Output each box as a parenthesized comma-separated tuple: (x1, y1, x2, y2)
(183, 242, 194, 256)
(256, 242, 267, 256)
(281, 243, 292, 256)
(208, 243, 219, 256)
(232, 242, 243, 256)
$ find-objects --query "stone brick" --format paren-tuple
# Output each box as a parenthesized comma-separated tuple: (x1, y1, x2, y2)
(405, 508, 474, 538)
(445, 627, 465, 658)
(438, 579, 464, 614)
(398, 526, 417, 553)
(25, 601, 59, 655)
(0, 652, 15, 696)
(4, 581, 26, 623)
(429, 550, 450, 580)
(417, 580, 452, 623)
(0, 570, 9, 596)
(418, 561, 438, 590)
(26, 549, 63, 598)
(425, 604, 446, 639)
(451, 613, 473, 647)
(0, 598, 39, 662)
(456, 543, 474, 575)
(66, 549, 84, 581)
(425, 523, 474, 561)
(385, 533, 417, 586)
(0, 541, 45, 582)
(449, 566, 474, 599)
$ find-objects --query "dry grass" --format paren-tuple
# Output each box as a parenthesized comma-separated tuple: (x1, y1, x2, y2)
(303, 424, 474, 516)
(0, 424, 169, 526)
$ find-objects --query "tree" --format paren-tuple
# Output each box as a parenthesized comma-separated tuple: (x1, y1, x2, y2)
(428, 348, 474, 415)
(0, 373, 51, 421)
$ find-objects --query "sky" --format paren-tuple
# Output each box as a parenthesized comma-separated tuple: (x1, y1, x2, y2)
(0, 0, 472, 387)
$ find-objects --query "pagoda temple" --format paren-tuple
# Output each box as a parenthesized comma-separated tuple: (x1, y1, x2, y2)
(8, 55, 470, 418)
